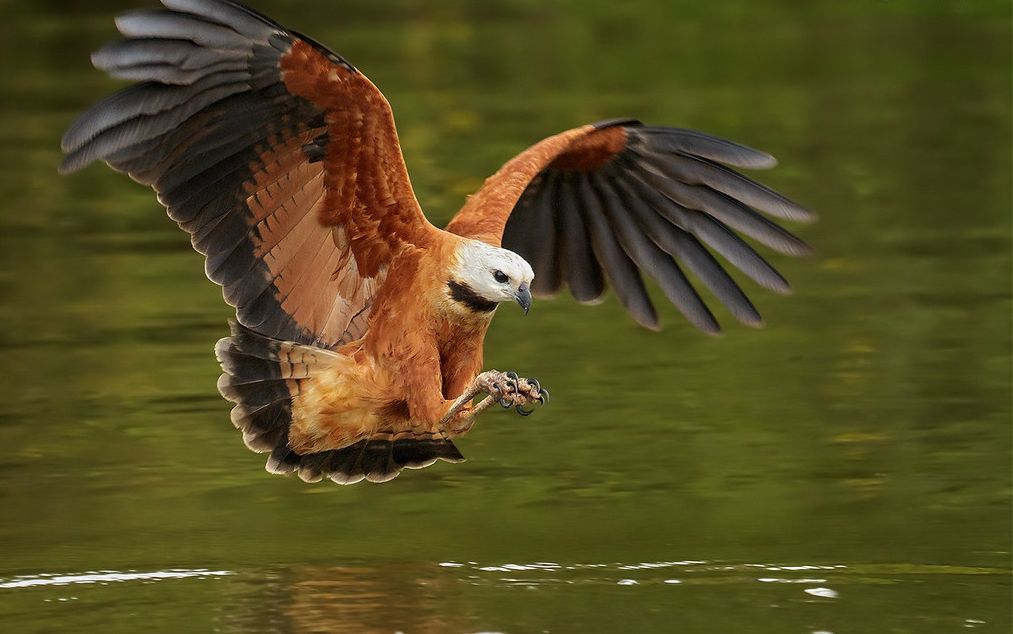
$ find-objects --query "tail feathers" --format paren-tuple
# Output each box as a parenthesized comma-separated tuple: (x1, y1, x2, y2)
(215, 321, 338, 454)
(227, 400, 292, 453)
(218, 321, 338, 381)
(216, 321, 465, 485)
(268, 429, 466, 485)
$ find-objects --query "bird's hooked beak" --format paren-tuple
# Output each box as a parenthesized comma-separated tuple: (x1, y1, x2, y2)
(515, 283, 532, 314)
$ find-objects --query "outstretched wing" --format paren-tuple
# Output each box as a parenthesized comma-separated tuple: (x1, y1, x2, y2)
(445, 119, 813, 334)
(60, 0, 437, 348)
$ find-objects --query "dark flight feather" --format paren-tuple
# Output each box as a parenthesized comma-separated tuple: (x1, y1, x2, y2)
(490, 120, 811, 331)
(595, 172, 720, 334)
(613, 174, 761, 327)
(637, 126, 777, 169)
(576, 174, 659, 330)
(555, 174, 606, 303)
(527, 172, 563, 296)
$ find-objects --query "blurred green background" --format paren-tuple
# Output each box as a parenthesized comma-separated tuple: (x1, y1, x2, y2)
(0, 0, 1009, 632)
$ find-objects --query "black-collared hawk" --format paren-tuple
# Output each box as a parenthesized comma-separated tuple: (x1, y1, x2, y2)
(60, 0, 813, 484)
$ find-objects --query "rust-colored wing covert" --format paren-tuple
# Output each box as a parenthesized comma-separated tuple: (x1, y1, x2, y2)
(60, 0, 436, 348)
(445, 119, 814, 334)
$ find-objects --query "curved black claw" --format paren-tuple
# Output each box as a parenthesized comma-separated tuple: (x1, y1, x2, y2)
(515, 404, 534, 416)
(505, 371, 519, 382)
(535, 387, 550, 405)
(526, 377, 541, 393)
(499, 397, 513, 409)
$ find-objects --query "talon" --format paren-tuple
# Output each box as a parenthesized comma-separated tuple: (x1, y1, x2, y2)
(499, 397, 512, 408)
(515, 404, 533, 416)
(526, 377, 541, 393)
(505, 379, 516, 391)
(536, 387, 550, 405)
(505, 371, 519, 382)
(534, 382, 551, 403)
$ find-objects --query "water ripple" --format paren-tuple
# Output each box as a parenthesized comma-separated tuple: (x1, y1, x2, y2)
(0, 568, 232, 589)
(436, 559, 1006, 590)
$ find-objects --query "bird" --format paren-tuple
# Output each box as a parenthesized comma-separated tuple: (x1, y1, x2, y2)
(59, 0, 813, 485)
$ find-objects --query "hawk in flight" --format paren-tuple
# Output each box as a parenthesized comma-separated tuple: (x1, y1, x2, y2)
(60, 0, 813, 484)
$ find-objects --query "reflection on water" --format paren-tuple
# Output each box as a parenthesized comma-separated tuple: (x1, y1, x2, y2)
(206, 563, 467, 634)
(2, 559, 1007, 633)
(0, 0, 1010, 632)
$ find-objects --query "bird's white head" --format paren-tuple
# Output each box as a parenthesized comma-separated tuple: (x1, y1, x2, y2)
(448, 240, 535, 315)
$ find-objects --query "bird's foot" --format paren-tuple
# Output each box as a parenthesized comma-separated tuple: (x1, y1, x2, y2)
(477, 370, 550, 416)
(442, 370, 550, 435)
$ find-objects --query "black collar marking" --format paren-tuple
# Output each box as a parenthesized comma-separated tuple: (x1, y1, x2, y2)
(448, 280, 497, 313)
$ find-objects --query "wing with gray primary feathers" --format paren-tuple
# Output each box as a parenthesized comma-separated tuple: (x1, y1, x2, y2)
(448, 120, 814, 334)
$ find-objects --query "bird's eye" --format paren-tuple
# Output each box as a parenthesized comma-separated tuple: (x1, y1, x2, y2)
(493, 270, 509, 283)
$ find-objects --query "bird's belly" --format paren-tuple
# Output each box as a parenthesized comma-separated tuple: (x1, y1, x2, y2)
(287, 355, 402, 454)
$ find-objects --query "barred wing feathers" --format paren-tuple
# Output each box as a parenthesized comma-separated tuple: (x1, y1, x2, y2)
(60, 0, 436, 349)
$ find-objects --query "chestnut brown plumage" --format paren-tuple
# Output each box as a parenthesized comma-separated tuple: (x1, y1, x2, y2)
(60, 0, 813, 484)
